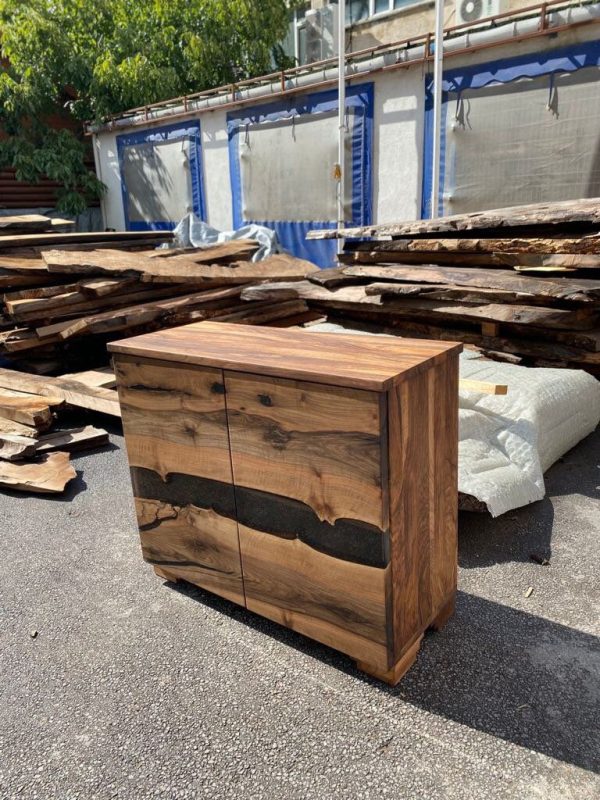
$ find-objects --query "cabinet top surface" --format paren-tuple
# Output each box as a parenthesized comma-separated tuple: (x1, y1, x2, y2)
(109, 321, 462, 390)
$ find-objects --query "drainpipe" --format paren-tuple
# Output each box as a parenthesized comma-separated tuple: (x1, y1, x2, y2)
(337, 0, 346, 254)
(431, 0, 445, 219)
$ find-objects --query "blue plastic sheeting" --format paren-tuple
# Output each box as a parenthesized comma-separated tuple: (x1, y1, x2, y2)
(117, 121, 205, 231)
(252, 220, 338, 267)
(421, 39, 600, 218)
(227, 83, 373, 268)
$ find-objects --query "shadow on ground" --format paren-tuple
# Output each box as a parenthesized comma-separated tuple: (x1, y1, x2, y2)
(165, 580, 600, 774)
(459, 427, 600, 568)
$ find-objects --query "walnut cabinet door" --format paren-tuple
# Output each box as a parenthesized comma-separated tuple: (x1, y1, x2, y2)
(114, 356, 245, 606)
(223, 371, 392, 671)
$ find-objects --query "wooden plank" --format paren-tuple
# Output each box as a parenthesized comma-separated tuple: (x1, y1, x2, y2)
(8, 283, 202, 324)
(137, 253, 319, 285)
(323, 312, 600, 366)
(42, 248, 187, 278)
(459, 379, 508, 395)
(0, 230, 172, 250)
(42, 249, 318, 284)
(0, 387, 64, 406)
(0, 214, 54, 234)
(0, 434, 39, 461)
(344, 250, 600, 270)
(241, 281, 598, 330)
(0, 256, 49, 273)
(0, 425, 109, 460)
(0, 329, 64, 354)
(0, 416, 39, 437)
(4, 278, 136, 309)
(328, 265, 600, 303)
(34, 285, 244, 340)
(0, 395, 53, 430)
(0, 271, 57, 290)
(0, 368, 121, 416)
(211, 299, 309, 325)
(145, 240, 258, 263)
(364, 282, 542, 304)
(57, 367, 116, 389)
(0, 451, 76, 493)
(36, 426, 109, 454)
(109, 321, 462, 392)
(347, 234, 600, 255)
(306, 197, 600, 239)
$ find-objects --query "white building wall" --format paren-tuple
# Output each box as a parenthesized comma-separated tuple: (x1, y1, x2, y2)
(200, 109, 233, 231)
(372, 69, 424, 223)
(94, 68, 428, 234)
(92, 23, 600, 238)
(92, 130, 125, 231)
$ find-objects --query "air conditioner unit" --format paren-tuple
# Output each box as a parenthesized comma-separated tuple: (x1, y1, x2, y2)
(455, 0, 504, 25)
(298, 5, 339, 66)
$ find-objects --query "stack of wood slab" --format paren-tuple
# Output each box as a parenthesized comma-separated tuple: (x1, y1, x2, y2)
(0, 232, 317, 373)
(0, 219, 318, 494)
(0, 213, 78, 236)
(0, 366, 117, 494)
(266, 198, 600, 376)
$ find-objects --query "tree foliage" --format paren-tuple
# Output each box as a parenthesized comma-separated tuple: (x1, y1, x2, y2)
(0, 0, 297, 214)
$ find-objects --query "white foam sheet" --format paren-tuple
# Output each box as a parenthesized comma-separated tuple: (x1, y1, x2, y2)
(308, 324, 600, 517)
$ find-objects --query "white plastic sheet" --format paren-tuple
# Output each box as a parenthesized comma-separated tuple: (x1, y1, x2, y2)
(121, 139, 193, 223)
(309, 324, 600, 517)
(443, 67, 600, 216)
(170, 215, 279, 262)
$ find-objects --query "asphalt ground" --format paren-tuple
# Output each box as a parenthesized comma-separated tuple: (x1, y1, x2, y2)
(0, 412, 598, 799)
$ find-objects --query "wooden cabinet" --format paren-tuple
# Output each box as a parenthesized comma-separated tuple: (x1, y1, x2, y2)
(110, 321, 462, 685)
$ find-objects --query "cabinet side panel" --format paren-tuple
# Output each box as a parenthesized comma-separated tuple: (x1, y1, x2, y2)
(388, 369, 432, 656)
(114, 355, 244, 605)
(430, 352, 459, 611)
(388, 355, 459, 659)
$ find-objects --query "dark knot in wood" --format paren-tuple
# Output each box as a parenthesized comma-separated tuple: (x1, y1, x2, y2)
(258, 393, 273, 406)
(264, 423, 290, 449)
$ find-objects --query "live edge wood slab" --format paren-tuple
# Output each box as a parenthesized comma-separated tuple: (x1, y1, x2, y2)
(109, 321, 462, 685)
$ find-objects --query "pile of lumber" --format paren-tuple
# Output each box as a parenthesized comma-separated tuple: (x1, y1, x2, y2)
(276, 197, 600, 375)
(0, 366, 116, 493)
(0, 232, 317, 373)
(0, 213, 75, 236)
(0, 219, 319, 494)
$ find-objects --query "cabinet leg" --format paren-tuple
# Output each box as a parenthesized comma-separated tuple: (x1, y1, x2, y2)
(356, 636, 423, 686)
(153, 565, 180, 583)
(429, 595, 455, 632)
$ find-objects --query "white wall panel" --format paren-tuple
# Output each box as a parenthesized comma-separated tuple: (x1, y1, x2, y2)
(201, 110, 233, 230)
(372, 69, 424, 223)
(93, 132, 125, 231)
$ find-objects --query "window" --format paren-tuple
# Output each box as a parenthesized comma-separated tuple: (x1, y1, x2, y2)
(348, 0, 417, 22)
(347, 0, 369, 23)
(283, 0, 417, 65)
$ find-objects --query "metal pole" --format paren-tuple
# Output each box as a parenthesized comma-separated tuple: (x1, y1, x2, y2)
(337, 0, 346, 255)
(431, 0, 445, 219)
